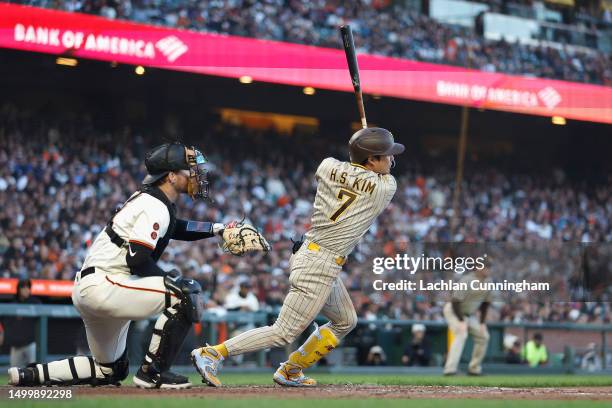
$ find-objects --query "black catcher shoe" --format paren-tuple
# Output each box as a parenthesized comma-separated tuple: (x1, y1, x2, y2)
(133, 365, 191, 389)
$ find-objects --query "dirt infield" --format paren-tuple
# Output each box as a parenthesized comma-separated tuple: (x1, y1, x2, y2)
(3, 385, 611, 400)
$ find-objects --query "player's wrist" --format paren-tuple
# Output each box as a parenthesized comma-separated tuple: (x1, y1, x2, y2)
(213, 223, 225, 235)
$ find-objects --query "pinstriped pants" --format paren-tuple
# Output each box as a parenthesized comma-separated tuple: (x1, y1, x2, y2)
(224, 243, 358, 356)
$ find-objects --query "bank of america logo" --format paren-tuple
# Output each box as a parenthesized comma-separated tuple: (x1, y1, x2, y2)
(538, 87, 562, 110)
(156, 36, 188, 62)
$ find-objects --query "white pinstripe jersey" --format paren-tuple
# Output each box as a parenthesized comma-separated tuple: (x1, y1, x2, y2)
(304, 157, 397, 257)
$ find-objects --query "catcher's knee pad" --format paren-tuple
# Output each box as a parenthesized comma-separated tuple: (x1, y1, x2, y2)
(164, 275, 204, 323)
(288, 323, 339, 369)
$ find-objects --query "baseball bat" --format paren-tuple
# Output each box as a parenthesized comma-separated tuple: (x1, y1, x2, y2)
(340, 25, 368, 129)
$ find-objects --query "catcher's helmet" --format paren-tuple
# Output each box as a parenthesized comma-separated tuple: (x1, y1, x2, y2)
(142, 142, 191, 185)
(348, 127, 405, 163)
(142, 142, 210, 199)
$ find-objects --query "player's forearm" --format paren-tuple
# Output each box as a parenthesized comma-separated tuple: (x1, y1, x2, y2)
(172, 219, 223, 241)
(126, 242, 166, 277)
(131, 259, 166, 277)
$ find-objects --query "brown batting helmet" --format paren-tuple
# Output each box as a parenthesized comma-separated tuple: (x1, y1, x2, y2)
(348, 127, 405, 163)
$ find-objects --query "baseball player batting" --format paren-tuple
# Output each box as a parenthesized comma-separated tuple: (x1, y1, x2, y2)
(7, 142, 269, 389)
(192, 127, 404, 386)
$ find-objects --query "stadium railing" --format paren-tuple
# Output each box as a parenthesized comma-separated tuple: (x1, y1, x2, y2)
(0, 304, 268, 365)
(0, 304, 610, 371)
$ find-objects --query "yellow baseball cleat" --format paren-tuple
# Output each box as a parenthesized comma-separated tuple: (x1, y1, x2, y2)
(273, 362, 317, 387)
(190, 345, 223, 387)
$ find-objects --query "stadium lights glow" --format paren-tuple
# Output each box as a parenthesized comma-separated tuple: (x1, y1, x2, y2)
(552, 116, 566, 125)
(239, 76, 253, 84)
(135, 66, 145, 75)
(372, 94, 382, 100)
(110, 61, 118, 68)
(303, 87, 316, 95)
(56, 57, 78, 67)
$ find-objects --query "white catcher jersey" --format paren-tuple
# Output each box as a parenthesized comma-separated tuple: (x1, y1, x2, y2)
(81, 193, 171, 275)
(304, 157, 397, 256)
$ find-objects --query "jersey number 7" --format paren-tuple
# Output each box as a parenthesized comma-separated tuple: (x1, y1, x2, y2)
(330, 189, 358, 221)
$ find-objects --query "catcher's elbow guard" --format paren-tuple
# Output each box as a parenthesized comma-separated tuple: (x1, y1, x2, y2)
(288, 323, 339, 369)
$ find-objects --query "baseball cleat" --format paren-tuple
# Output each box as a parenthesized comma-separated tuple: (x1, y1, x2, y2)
(273, 362, 317, 387)
(8, 366, 39, 386)
(191, 346, 223, 387)
(133, 366, 192, 389)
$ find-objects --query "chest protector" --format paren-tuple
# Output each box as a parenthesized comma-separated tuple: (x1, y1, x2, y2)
(105, 186, 177, 262)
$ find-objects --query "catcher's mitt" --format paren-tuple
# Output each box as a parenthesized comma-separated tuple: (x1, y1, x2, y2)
(221, 222, 271, 256)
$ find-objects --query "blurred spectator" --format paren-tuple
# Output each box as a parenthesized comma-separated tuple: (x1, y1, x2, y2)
(224, 280, 260, 365)
(580, 342, 602, 372)
(1, 278, 42, 367)
(504, 334, 523, 364)
(401, 323, 432, 367)
(10, 0, 612, 85)
(0, 102, 610, 324)
(224, 281, 259, 312)
(366, 345, 387, 366)
(522, 332, 548, 367)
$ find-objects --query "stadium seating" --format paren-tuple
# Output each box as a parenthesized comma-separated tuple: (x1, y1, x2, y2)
(7, 0, 612, 85)
(0, 103, 609, 324)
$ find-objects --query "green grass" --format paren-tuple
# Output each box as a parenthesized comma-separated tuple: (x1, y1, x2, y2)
(3, 399, 612, 408)
(2, 373, 612, 388)
(205, 373, 612, 387)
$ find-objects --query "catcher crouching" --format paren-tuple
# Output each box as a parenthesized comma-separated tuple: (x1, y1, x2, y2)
(7, 142, 269, 389)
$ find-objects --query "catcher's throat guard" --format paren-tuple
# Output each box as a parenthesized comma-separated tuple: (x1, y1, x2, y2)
(187, 147, 209, 200)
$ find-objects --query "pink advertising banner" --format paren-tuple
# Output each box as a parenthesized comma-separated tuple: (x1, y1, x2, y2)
(1, 3, 610, 124)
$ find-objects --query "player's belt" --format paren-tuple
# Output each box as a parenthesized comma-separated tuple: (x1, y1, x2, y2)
(306, 242, 347, 266)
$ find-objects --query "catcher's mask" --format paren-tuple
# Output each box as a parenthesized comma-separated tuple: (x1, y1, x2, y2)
(186, 147, 209, 200)
(142, 142, 210, 200)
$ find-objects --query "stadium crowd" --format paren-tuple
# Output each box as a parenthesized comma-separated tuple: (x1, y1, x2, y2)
(0, 103, 610, 325)
(9, 0, 612, 86)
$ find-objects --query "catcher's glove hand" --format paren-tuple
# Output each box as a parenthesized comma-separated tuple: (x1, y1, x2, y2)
(221, 222, 271, 256)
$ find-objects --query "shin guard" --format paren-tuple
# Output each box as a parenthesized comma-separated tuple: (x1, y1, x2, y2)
(287, 323, 339, 369)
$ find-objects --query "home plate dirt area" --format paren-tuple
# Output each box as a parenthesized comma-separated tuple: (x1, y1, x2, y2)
(3, 384, 609, 400)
